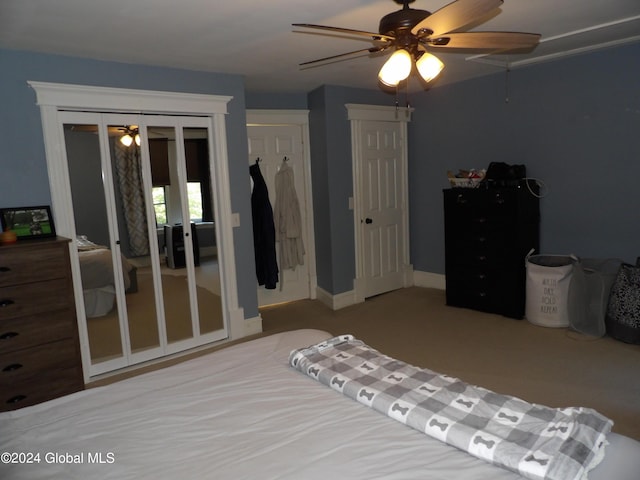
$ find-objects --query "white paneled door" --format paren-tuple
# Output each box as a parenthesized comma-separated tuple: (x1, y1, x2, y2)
(247, 122, 315, 306)
(349, 105, 413, 301)
(360, 120, 406, 296)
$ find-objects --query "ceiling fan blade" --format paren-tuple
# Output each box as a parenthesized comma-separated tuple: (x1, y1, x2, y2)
(69, 125, 98, 132)
(411, 0, 503, 38)
(299, 46, 389, 67)
(293, 23, 395, 42)
(426, 31, 540, 51)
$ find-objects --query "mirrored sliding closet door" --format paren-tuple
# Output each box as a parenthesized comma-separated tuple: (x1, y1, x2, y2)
(62, 112, 226, 376)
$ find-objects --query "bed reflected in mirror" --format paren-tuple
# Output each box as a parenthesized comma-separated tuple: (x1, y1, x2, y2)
(65, 123, 129, 364)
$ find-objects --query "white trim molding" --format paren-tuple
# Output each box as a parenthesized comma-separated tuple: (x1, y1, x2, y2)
(346, 103, 413, 122)
(413, 270, 446, 290)
(247, 109, 309, 126)
(316, 286, 358, 311)
(28, 81, 242, 381)
(29, 81, 231, 114)
(246, 109, 318, 303)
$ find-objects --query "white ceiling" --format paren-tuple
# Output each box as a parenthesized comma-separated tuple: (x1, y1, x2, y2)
(1, 0, 639, 94)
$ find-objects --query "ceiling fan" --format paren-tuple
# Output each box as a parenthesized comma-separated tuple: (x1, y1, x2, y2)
(293, 0, 540, 89)
(68, 124, 187, 148)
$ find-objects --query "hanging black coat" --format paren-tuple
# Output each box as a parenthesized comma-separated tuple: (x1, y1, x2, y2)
(250, 162, 279, 289)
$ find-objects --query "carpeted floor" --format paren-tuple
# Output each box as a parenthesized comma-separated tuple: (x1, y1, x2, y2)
(88, 285, 640, 441)
(259, 287, 640, 441)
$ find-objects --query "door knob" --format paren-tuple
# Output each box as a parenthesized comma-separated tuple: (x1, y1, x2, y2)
(365, 218, 373, 224)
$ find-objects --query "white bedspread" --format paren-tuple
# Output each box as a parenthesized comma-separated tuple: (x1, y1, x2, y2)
(0, 329, 638, 480)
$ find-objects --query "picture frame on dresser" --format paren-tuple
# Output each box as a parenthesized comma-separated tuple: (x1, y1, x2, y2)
(0, 205, 56, 240)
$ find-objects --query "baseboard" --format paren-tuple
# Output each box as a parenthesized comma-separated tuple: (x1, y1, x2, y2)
(316, 286, 359, 310)
(315, 272, 443, 309)
(229, 307, 262, 339)
(242, 314, 263, 336)
(413, 270, 446, 290)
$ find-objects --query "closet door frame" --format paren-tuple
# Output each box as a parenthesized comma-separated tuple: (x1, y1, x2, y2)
(29, 81, 238, 382)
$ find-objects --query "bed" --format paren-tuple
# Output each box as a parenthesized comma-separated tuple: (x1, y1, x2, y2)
(77, 236, 137, 317)
(1, 329, 638, 480)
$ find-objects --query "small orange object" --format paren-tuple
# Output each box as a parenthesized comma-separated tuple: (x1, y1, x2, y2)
(0, 229, 18, 244)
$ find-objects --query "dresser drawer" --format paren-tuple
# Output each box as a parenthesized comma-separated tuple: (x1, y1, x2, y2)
(444, 189, 518, 220)
(445, 267, 525, 318)
(0, 243, 69, 287)
(445, 228, 519, 267)
(0, 309, 76, 354)
(0, 337, 79, 388)
(0, 366, 83, 411)
(0, 278, 72, 321)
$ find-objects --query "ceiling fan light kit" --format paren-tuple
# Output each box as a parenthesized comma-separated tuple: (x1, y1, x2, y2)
(415, 51, 445, 83)
(119, 127, 141, 147)
(378, 49, 444, 87)
(294, 0, 540, 91)
(120, 134, 134, 147)
(379, 49, 413, 86)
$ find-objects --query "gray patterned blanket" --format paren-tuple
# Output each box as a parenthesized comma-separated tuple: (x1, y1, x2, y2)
(289, 335, 612, 480)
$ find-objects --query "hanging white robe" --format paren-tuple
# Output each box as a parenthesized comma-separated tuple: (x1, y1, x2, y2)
(274, 161, 305, 270)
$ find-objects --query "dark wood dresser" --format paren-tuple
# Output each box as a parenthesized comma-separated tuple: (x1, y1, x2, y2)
(443, 183, 540, 319)
(0, 236, 83, 411)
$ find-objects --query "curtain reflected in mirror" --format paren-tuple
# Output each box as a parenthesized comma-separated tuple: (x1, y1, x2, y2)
(109, 125, 161, 354)
(64, 122, 163, 364)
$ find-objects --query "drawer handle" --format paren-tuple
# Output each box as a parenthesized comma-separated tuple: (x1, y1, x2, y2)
(7, 395, 27, 404)
(0, 299, 15, 308)
(2, 363, 23, 372)
(0, 332, 19, 340)
(0, 266, 10, 273)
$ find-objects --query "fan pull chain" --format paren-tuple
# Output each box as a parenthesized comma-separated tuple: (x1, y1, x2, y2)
(405, 82, 411, 117)
(392, 83, 410, 119)
(394, 85, 400, 117)
(504, 66, 511, 103)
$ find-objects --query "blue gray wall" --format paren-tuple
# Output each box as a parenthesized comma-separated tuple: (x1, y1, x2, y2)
(307, 85, 393, 294)
(408, 42, 640, 274)
(2, 42, 639, 305)
(0, 49, 259, 318)
(245, 92, 308, 110)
